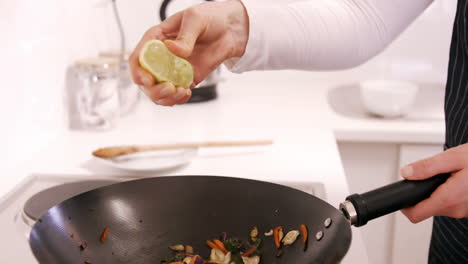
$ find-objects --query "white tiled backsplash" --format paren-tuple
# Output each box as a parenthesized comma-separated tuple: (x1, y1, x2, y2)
(0, 0, 457, 170)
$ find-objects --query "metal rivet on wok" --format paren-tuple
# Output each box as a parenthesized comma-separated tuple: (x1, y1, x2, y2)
(316, 231, 324, 241)
(324, 218, 332, 228)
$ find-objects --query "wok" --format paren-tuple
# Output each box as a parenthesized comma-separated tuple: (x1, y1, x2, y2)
(29, 174, 449, 264)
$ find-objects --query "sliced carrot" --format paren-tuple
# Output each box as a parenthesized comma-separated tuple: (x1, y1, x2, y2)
(100, 227, 109, 243)
(213, 239, 228, 254)
(273, 226, 283, 249)
(300, 224, 308, 244)
(189, 255, 199, 264)
(169, 262, 183, 264)
(300, 224, 308, 251)
(206, 240, 219, 250)
(242, 247, 257, 257)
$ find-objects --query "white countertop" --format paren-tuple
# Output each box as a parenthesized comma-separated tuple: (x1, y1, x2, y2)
(5, 126, 367, 263)
(3, 68, 447, 263)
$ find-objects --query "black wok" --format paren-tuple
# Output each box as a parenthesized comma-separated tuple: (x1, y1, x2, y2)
(29, 174, 449, 264)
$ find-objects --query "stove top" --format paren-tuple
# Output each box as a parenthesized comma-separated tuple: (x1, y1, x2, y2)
(0, 173, 326, 263)
(22, 180, 117, 226)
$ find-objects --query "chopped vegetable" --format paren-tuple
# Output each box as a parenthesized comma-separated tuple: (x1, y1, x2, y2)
(224, 238, 243, 252)
(185, 245, 194, 254)
(282, 230, 300, 245)
(300, 224, 309, 251)
(182, 256, 192, 264)
(206, 240, 219, 251)
(100, 227, 109, 243)
(264, 229, 273, 236)
(250, 226, 259, 242)
(164, 229, 263, 264)
(220, 232, 228, 242)
(273, 227, 283, 249)
(189, 255, 200, 264)
(213, 239, 228, 254)
(168, 244, 185, 251)
(210, 248, 230, 262)
(242, 255, 260, 264)
(242, 247, 257, 257)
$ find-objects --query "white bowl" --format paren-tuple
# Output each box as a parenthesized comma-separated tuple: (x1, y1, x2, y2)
(359, 80, 419, 118)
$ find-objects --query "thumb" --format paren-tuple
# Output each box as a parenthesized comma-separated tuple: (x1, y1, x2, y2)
(164, 10, 206, 58)
(400, 146, 465, 180)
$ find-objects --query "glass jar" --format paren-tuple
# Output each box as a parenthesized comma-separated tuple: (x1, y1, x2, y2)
(99, 51, 141, 116)
(66, 57, 120, 130)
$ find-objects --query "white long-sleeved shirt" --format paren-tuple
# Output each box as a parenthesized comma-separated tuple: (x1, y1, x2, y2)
(226, 0, 433, 72)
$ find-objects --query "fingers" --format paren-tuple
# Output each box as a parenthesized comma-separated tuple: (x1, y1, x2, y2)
(188, 42, 228, 84)
(400, 146, 467, 180)
(401, 184, 449, 223)
(159, 10, 183, 32)
(132, 67, 155, 87)
(164, 9, 207, 58)
(177, 88, 192, 104)
(155, 87, 192, 106)
(129, 25, 193, 106)
(141, 82, 191, 106)
(401, 170, 468, 223)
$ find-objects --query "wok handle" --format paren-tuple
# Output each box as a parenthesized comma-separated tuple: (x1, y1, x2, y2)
(159, 0, 214, 21)
(340, 173, 450, 227)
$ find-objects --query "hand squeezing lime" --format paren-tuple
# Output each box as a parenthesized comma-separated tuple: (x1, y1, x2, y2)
(139, 40, 194, 89)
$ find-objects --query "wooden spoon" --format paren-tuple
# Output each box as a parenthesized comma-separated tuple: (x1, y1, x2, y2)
(92, 140, 274, 159)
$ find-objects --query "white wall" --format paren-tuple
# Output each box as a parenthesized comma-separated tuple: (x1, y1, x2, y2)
(0, 0, 456, 171)
(1, 0, 158, 171)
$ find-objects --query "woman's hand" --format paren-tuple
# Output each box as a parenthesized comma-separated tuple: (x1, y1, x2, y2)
(400, 143, 468, 223)
(129, 0, 249, 106)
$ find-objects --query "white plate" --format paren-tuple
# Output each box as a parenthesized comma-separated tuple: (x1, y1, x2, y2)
(93, 148, 198, 172)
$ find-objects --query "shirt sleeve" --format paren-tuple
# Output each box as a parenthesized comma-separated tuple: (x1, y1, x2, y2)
(225, 0, 433, 72)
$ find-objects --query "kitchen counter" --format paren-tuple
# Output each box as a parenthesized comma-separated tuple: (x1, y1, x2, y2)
(3, 68, 447, 263)
(3, 126, 369, 264)
(219, 70, 445, 144)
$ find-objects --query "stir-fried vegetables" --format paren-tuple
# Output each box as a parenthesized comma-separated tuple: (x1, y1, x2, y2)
(162, 224, 309, 264)
(163, 228, 261, 264)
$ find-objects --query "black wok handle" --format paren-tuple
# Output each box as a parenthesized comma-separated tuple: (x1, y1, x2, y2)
(339, 173, 450, 227)
(159, 0, 214, 21)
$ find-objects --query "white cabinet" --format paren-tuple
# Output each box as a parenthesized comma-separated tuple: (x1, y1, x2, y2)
(392, 144, 443, 264)
(337, 142, 399, 264)
(337, 142, 443, 264)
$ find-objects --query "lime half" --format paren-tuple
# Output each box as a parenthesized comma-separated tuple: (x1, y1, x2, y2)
(139, 40, 194, 88)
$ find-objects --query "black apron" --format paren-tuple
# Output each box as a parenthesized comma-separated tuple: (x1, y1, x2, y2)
(429, 0, 468, 263)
